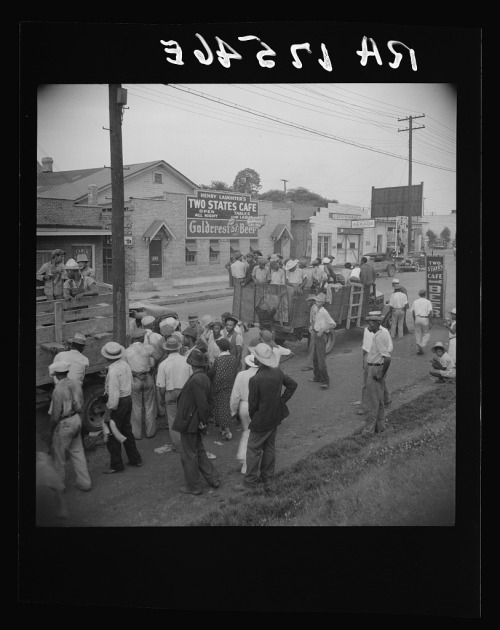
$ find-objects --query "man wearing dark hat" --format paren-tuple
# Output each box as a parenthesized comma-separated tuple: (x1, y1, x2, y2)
(182, 326, 199, 360)
(47, 360, 92, 492)
(221, 314, 244, 366)
(101, 342, 143, 473)
(36, 248, 67, 300)
(360, 314, 392, 435)
(125, 328, 158, 441)
(53, 332, 89, 386)
(157, 336, 193, 452)
(239, 343, 297, 490)
(172, 349, 220, 495)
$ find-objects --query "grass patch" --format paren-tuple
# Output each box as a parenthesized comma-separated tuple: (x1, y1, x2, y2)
(192, 384, 456, 526)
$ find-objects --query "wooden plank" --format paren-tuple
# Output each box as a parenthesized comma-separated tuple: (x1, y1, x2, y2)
(37, 304, 114, 326)
(54, 301, 63, 343)
(37, 315, 114, 345)
(232, 282, 255, 324)
(36, 293, 113, 315)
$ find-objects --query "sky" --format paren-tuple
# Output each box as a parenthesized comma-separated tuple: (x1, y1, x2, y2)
(37, 83, 457, 215)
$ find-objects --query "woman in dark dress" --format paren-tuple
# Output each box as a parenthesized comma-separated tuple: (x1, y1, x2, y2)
(207, 337, 239, 440)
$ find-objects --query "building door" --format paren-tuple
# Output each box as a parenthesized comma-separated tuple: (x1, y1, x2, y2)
(273, 238, 282, 255)
(102, 236, 113, 284)
(376, 234, 383, 253)
(149, 237, 163, 278)
(337, 234, 360, 265)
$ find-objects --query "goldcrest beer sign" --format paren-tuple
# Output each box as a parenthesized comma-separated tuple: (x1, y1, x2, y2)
(186, 190, 259, 238)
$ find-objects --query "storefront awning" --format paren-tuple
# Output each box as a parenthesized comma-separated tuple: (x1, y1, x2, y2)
(142, 220, 177, 242)
(185, 244, 198, 252)
(210, 243, 221, 252)
(270, 224, 293, 241)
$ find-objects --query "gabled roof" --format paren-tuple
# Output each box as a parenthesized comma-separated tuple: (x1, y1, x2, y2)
(142, 219, 177, 242)
(37, 160, 198, 201)
(270, 224, 293, 241)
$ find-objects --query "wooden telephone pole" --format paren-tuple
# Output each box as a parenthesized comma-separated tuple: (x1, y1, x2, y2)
(108, 85, 127, 347)
(398, 114, 425, 252)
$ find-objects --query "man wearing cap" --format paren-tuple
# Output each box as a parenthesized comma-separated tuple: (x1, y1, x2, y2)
(429, 341, 456, 383)
(221, 314, 244, 366)
(172, 349, 220, 495)
(76, 253, 95, 279)
(36, 249, 67, 300)
(157, 336, 193, 453)
(125, 328, 158, 441)
(410, 289, 434, 355)
(360, 314, 392, 435)
(185, 313, 204, 339)
(309, 294, 336, 389)
(359, 256, 377, 298)
(252, 256, 271, 284)
(230, 353, 259, 474)
(444, 308, 456, 364)
(239, 343, 297, 490)
(63, 258, 99, 301)
(53, 332, 89, 386)
(358, 312, 393, 416)
(388, 280, 409, 339)
(101, 342, 142, 473)
(47, 360, 92, 491)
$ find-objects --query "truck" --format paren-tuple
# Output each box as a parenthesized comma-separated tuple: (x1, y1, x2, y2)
(232, 281, 384, 354)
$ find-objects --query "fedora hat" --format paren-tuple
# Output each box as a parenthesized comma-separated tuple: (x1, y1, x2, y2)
(200, 314, 214, 327)
(101, 342, 126, 360)
(252, 343, 278, 367)
(418, 289, 427, 296)
(244, 354, 257, 368)
(48, 360, 71, 376)
(322, 257, 331, 264)
(215, 337, 231, 351)
(392, 278, 400, 284)
(432, 341, 446, 352)
(365, 314, 383, 322)
(284, 259, 299, 271)
(70, 332, 87, 345)
(259, 329, 277, 347)
(306, 293, 317, 301)
(76, 253, 89, 262)
(188, 313, 199, 321)
(163, 337, 182, 352)
(64, 258, 79, 270)
(186, 349, 208, 367)
(131, 328, 147, 340)
(224, 314, 239, 325)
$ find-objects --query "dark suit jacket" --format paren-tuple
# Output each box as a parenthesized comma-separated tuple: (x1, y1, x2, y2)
(172, 370, 212, 434)
(248, 366, 298, 432)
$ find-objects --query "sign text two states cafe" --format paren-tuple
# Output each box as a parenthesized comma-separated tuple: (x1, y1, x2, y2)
(186, 190, 260, 238)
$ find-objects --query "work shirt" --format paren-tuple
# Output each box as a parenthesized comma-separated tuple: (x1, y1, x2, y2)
(125, 342, 153, 374)
(37, 261, 67, 298)
(63, 275, 96, 299)
(433, 351, 456, 376)
(341, 268, 352, 280)
(221, 328, 243, 348)
(362, 326, 393, 353)
(229, 366, 259, 416)
(286, 267, 305, 285)
(302, 267, 314, 289)
(366, 328, 392, 365)
(50, 378, 83, 421)
(360, 263, 377, 286)
(105, 358, 133, 410)
(231, 260, 248, 279)
(53, 349, 89, 385)
(311, 266, 327, 286)
(411, 297, 433, 317)
(270, 267, 286, 285)
(389, 291, 409, 309)
(349, 267, 361, 279)
(156, 352, 193, 391)
(79, 265, 95, 279)
(272, 345, 293, 364)
(313, 306, 336, 335)
(144, 329, 164, 358)
(252, 265, 271, 284)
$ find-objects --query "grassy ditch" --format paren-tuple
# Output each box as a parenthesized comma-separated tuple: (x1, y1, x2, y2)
(191, 383, 456, 527)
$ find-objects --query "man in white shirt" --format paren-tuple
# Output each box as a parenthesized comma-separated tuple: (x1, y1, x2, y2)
(388, 282, 409, 339)
(357, 312, 393, 416)
(360, 314, 392, 435)
(411, 289, 434, 355)
(230, 254, 248, 280)
(230, 354, 259, 474)
(156, 336, 193, 452)
(429, 341, 456, 383)
(53, 332, 89, 386)
(308, 293, 336, 389)
(101, 342, 143, 473)
(259, 329, 294, 365)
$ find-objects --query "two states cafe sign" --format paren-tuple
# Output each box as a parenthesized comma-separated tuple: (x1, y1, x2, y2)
(186, 190, 259, 238)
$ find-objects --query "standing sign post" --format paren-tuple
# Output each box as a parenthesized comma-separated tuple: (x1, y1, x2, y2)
(426, 255, 446, 319)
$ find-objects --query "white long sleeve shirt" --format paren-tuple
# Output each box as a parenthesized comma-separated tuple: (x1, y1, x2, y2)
(229, 367, 258, 416)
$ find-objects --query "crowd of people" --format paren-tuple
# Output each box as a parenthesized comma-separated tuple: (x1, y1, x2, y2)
(36, 248, 456, 523)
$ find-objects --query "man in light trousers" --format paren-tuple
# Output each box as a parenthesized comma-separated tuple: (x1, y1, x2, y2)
(411, 289, 434, 355)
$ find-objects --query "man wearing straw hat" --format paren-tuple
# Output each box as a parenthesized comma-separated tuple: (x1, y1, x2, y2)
(157, 336, 193, 453)
(53, 332, 89, 386)
(429, 341, 456, 383)
(101, 341, 143, 473)
(239, 343, 297, 490)
(62, 258, 99, 301)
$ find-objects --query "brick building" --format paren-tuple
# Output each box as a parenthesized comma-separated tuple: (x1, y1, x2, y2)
(37, 158, 292, 290)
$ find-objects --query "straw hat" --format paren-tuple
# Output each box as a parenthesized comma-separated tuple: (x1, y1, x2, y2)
(284, 259, 299, 271)
(48, 361, 71, 376)
(450, 307, 456, 315)
(131, 328, 147, 340)
(252, 343, 278, 367)
(70, 332, 87, 346)
(141, 315, 155, 327)
(76, 253, 89, 262)
(101, 342, 126, 360)
(431, 341, 446, 352)
(163, 337, 182, 352)
(322, 257, 331, 264)
(392, 278, 400, 284)
(244, 354, 257, 368)
(64, 258, 79, 270)
(200, 314, 214, 327)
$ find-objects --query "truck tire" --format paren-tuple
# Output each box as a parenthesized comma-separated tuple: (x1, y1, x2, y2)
(81, 381, 107, 432)
(387, 265, 395, 277)
(325, 330, 335, 354)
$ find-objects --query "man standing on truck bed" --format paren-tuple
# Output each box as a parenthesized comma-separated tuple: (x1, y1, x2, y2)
(36, 248, 67, 301)
(360, 256, 377, 298)
(63, 259, 99, 301)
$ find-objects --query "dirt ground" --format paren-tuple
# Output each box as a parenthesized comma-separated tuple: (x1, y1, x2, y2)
(36, 319, 454, 527)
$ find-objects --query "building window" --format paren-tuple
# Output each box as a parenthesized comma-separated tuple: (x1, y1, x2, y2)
(153, 172, 163, 184)
(209, 240, 220, 264)
(185, 240, 197, 264)
(230, 239, 240, 256)
(317, 235, 331, 260)
(349, 242, 356, 249)
(337, 242, 343, 250)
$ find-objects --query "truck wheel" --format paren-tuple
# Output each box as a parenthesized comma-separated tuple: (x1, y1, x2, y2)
(81, 381, 106, 432)
(387, 265, 395, 277)
(325, 330, 335, 354)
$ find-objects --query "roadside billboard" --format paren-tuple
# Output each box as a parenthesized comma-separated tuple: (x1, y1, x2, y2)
(186, 190, 259, 238)
(426, 255, 446, 318)
(371, 184, 423, 218)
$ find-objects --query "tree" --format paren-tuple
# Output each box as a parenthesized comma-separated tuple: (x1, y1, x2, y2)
(426, 229, 437, 245)
(199, 180, 232, 191)
(258, 189, 288, 202)
(287, 186, 337, 206)
(233, 168, 261, 195)
(440, 226, 451, 244)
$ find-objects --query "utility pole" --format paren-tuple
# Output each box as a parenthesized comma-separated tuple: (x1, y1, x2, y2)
(398, 114, 425, 253)
(281, 179, 289, 194)
(108, 85, 128, 347)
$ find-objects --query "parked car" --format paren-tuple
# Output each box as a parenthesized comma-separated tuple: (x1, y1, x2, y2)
(362, 252, 396, 277)
(432, 238, 446, 249)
